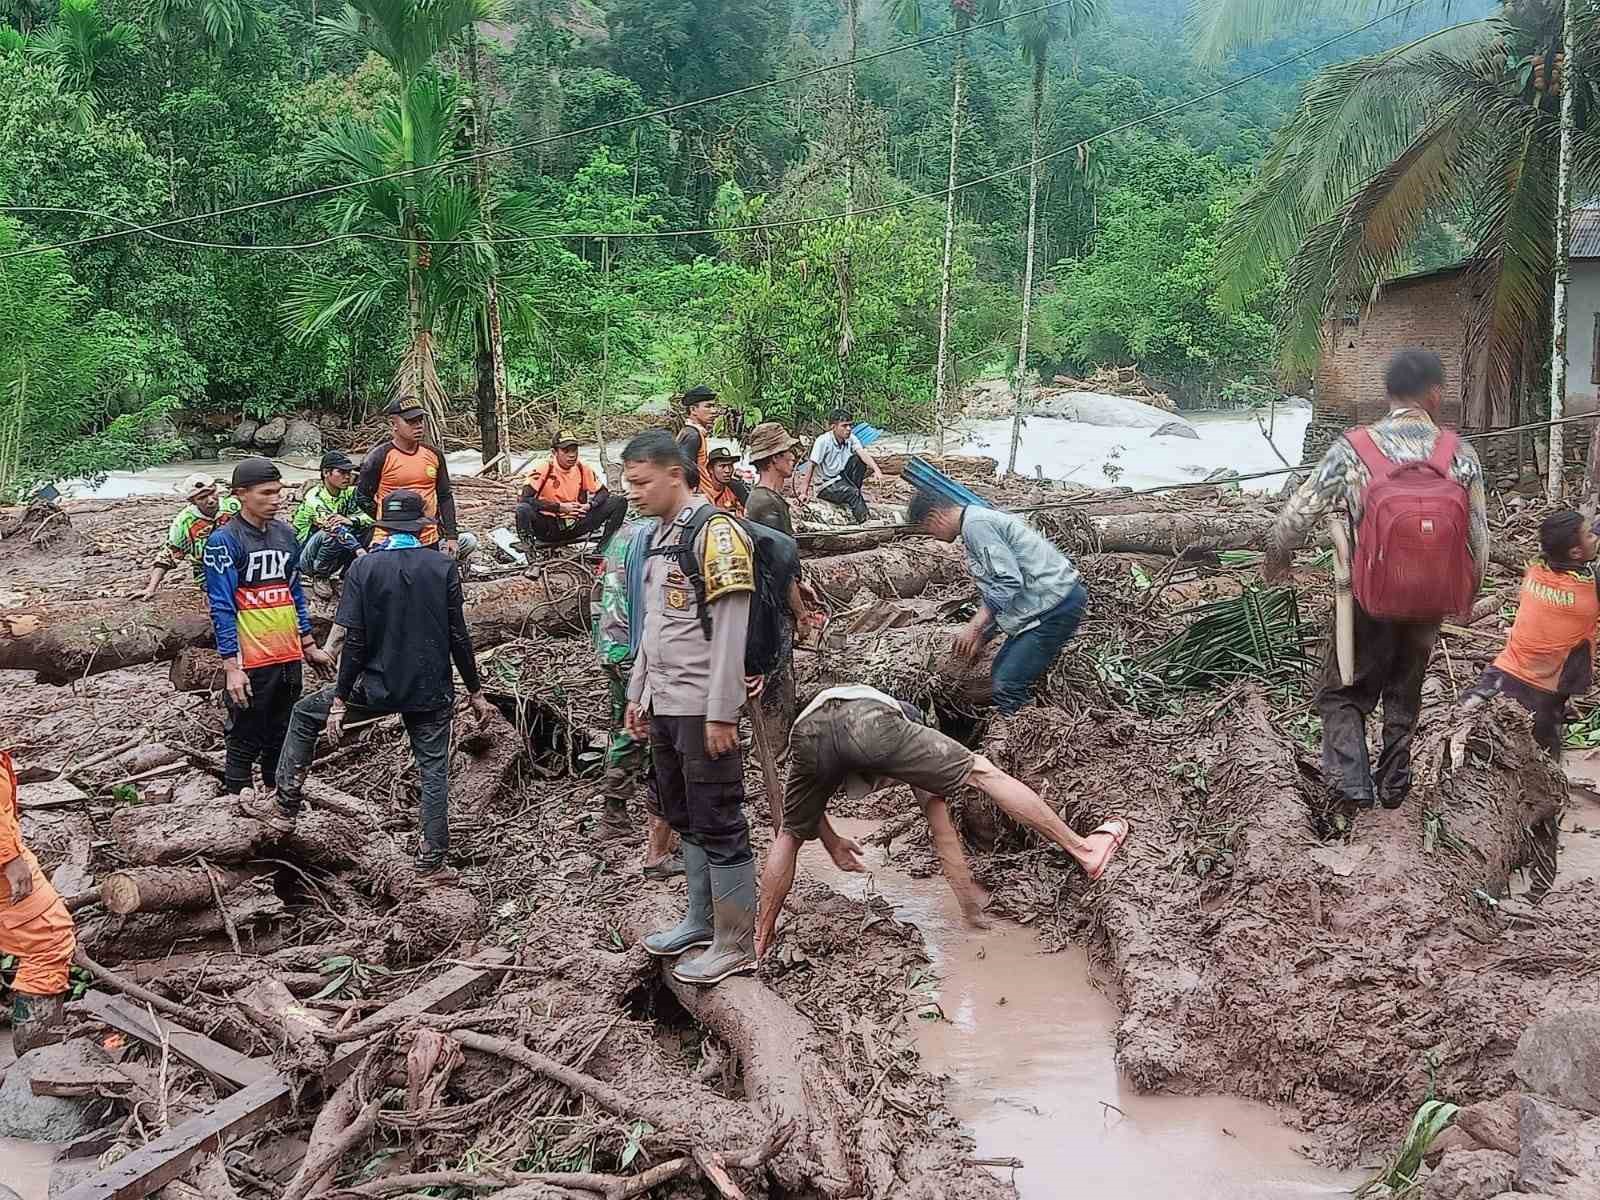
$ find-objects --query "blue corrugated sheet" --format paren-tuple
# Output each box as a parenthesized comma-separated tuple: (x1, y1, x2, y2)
(852, 422, 884, 447)
(902, 455, 991, 510)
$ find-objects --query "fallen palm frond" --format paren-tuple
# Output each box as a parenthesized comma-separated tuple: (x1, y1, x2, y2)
(1137, 586, 1312, 693)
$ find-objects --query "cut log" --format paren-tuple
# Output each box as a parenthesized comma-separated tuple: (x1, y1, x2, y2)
(80, 881, 285, 965)
(102, 867, 259, 915)
(110, 799, 274, 866)
(804, 540, 963, 606)
(1037, 509, 1277, 557)
(806, 624, 996, 712)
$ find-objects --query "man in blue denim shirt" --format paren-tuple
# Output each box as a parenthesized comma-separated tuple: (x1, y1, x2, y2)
(909, 492, 1087, 713)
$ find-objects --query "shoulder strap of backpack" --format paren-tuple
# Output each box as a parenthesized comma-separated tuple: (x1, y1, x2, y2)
(1345, 426, 1396, 483)
(645, 506, 716, 641)
(1425, 430, 1461, 477)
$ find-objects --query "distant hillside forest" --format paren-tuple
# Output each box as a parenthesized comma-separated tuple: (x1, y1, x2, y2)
(0, 0, 1480, 490)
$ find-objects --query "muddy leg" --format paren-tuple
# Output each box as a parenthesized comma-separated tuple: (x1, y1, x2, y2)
(1318, 604, 1389, 818)
(919, 792, 989, 928)
(1373, 621, 1438, 809)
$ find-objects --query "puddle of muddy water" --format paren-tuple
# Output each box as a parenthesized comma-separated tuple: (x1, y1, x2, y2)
(1, 1031, 58, 1200)
(802, 821, 1366, 1200)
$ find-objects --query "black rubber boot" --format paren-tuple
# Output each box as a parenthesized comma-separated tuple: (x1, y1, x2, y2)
(643, 842, 712, 956)
(672, 858, 757, 986)
(12, 991, 67, 1056)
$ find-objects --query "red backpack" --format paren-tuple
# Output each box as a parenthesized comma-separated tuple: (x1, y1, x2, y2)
(1346, 427, 1475, 622)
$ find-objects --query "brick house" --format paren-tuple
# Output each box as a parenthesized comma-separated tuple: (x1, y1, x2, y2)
(1305, 210, 1600, 472)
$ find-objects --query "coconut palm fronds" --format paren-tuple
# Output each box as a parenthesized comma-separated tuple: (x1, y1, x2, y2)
(1138, 586, 1313, 692)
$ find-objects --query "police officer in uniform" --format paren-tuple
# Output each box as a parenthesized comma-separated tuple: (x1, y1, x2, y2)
(622, 430, 758, 986)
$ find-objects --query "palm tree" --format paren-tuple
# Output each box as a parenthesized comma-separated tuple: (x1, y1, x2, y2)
(320, 0, 499, 424)
(1197, 0, 1595, 431)
(891, 0, 1007, 453)
(1007, 0, 1104, 476)
(280, 76, 548, 419)
(27, 0, 137, 94)
(147, 0, 259, 54)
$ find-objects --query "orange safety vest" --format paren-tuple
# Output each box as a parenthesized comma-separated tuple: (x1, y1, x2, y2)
(0, 751, 51, 918)
(1493, 561, 1600, 694)
(679, 421, 718, 502)
(709, 480, 744, 516)
(526, 457, 601, 507)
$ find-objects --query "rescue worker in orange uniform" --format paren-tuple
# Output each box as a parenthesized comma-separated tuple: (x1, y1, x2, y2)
(0, 750, 76, 1055)
(675, 385, 722, 505)
(356, 396, 478, 562)
(704, 446, 748, 516)
(1464, 509, 1600, 901)
(515, 430, 628, 550)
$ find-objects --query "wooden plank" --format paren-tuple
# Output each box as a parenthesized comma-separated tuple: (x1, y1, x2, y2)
(18, 778, 89, 808)
(72, 992, 272, 1090)
(61, 949, 512, 1200)
(57, 1075, 295, 1200)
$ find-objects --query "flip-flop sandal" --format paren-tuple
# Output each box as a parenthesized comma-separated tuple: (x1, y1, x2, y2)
(1082, 818, 1130, 882)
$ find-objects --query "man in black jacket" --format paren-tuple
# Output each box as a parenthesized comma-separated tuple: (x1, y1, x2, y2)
(272, 489, 495, 881)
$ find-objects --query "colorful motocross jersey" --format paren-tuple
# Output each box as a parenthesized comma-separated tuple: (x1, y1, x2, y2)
(292, 483, 370, 544)
(167, 498, 241, 565)
(202, 516, 312, 669)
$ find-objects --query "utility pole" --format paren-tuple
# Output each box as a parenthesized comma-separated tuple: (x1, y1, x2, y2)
(1547, 0, 1577, 501)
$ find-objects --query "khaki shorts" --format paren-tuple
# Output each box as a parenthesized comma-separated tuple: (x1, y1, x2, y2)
(782, 699, 974, 841)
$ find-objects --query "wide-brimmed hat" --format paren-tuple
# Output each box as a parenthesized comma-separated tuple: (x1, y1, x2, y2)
(375, 488, 437, 533)
(183, 472, 218, 499)
(706, 445, 739, 466)
(551, 429, 581, 450)
(745, 422, 799, 462)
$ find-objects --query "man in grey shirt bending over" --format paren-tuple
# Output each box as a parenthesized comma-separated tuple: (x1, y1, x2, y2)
(909, 491, 1087, 714)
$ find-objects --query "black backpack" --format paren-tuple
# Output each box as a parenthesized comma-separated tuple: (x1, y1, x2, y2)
(646, 507, 800, 677)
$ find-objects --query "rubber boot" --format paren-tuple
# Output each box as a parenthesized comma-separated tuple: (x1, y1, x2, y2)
(643, 842, 712, 957)
(672, 858, 756, 986)
(12, 991, 67, 1056)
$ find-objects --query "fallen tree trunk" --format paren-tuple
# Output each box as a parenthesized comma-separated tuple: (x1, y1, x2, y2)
(806, 624, 995, 712)
(110, 800, 275, 866)
(79, 881, 285, 965)
(1038, 509, 1277, 557)
(102, 866, 259, 914)
(804, 540, 963, 605)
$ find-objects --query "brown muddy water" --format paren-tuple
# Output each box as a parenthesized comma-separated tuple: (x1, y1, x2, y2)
(804, 821, 1367, 1200)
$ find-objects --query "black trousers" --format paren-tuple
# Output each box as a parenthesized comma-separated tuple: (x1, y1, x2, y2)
(649, 714, 750, 866)
(223, 662, 303, 794)
(817, 457, 869, 523)
(1318, 603, 1437, 806)
(515, 495, 627, 549)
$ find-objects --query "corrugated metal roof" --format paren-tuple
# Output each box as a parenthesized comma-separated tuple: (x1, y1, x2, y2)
(1573, 207, 1600, 259)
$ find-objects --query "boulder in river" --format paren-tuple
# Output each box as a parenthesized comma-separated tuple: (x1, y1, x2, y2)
(1031, 390, 1196, 434)
(254, 415, 288, 451)
(1152, 419, 1200, 440)
(0, 1042, 103, 1141)
(280, 416, 323, 458)
(231, 416, 259, 448)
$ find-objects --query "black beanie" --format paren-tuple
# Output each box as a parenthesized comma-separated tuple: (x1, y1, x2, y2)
(231, 457, 281, 490)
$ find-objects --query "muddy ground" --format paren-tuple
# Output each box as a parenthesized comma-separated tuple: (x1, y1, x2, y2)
(1, 468, 1596, 1197)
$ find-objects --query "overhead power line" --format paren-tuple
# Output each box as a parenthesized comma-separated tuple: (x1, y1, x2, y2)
(0, 0, 1436, 259)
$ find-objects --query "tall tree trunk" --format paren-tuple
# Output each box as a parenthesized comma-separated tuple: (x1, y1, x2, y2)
(1009, 56, 1046, 479)
(400, 76, 429, 418)
(933, 22, 968, 459)
(1548, 0, 1578, 501)
(835, 0, 859, 407)
(598, 237, 613, 481)
(468, 29, 511, 476)
(474, 314, 500, 468)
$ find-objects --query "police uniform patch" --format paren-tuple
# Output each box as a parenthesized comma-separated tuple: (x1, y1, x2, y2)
(700, 515, 754, 601)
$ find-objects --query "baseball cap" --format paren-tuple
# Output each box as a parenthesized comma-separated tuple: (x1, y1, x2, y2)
(681, 384, 718, 408)
(706, 445, 739, 466)
(183, 473, 218, 499)
(320, 450, 355, 472)
(385, 396, 427, 420)
(375, 489, 437, 533)
(552, 429, 581, 449)
(230, 457, 281, 490)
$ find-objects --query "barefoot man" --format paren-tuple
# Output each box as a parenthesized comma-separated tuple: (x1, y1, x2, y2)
(755, 685, 1128, 956)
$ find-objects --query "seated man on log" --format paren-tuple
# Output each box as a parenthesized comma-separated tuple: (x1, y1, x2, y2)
(1263, 349, 1487, 831)
(593, 514, 683, 877)
(515, 429, 628, 551)
(1460, 509, 1599, 901)
(754, 686, 1129, 957)
(138, 473, 240, 599)
(704, 445, 749, 516)
(0, 749, 76, 1054)
(795, 409, 883, 524)
(205, 458, 333, 797)
(623, 430, 760, 986)
(908, 490, 1088, 714)
(293, 450, 372, 602)
(273, 489, 497, 883)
